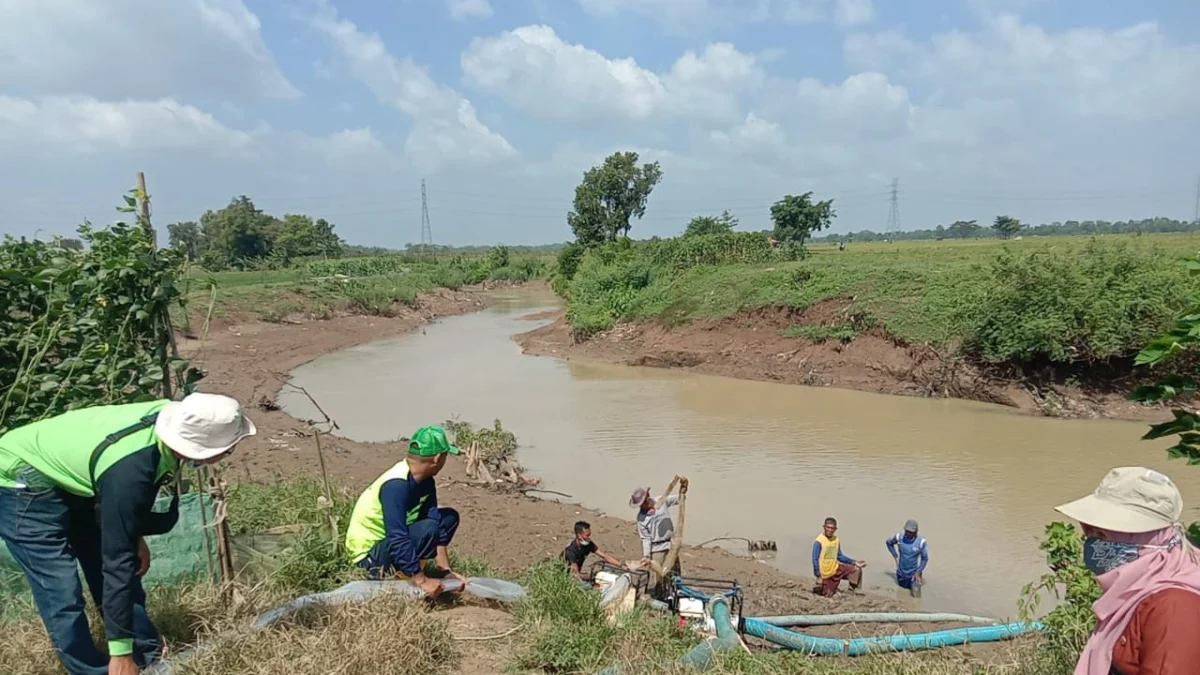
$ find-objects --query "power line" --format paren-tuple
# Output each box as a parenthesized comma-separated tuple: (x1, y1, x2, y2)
(886, 178, 900, 234)
(420, 178, 432, 246)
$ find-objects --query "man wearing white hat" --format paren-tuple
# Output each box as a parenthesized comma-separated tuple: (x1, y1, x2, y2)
(0, 393, 256, 675)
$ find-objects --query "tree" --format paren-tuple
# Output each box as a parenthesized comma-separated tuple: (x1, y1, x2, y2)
(167, 221, 202, 261)
(567, 151, 663, 246)
(684, 210, 739, 237)
(769, 193, 835, 249)
(992, 215, 1023, 239)
(272, 214, 344, 264)
(198, 196, 277, 270)
(947, 220, 981, 239)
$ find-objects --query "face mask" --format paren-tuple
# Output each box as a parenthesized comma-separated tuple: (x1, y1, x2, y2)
(579, 539, 592, 546)
(1083, 535, 1179, 575)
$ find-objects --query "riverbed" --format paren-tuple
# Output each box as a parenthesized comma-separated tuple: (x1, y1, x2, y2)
(278, 288, 1200, 619)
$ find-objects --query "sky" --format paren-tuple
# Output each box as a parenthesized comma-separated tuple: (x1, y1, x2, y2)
(1, 0, 1198, 247)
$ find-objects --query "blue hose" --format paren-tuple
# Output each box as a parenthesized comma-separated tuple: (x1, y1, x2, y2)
(743, 618, 1043, 656)
(755, 612, 1002, 627)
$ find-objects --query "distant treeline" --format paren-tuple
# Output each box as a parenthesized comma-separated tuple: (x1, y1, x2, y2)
(810, 217, 1199, 243)
(343, 242, 566, 257)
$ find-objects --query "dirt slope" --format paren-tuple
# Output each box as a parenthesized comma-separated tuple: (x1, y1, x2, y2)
(179, 285, 1024, 664)
(515, 302, 1162, 422)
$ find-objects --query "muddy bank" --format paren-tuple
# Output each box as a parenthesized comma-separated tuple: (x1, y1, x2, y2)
(515, 301, 1167, 422)
(177, 284, 1027, 662)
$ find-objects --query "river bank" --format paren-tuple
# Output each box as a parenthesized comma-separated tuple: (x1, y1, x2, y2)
(177, 282, 1032, 667)
(516, 306, 1166, 422)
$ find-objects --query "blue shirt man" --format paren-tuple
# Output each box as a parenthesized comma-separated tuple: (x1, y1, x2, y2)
(885, 519, 929, 592)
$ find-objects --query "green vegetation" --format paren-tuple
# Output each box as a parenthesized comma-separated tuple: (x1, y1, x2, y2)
(184, 247, 548, 323)
(569, 151, 664, 245)
(559, 230, 1200, 369)
(168, 196, 345, 270)
(0, 191, 201, 434)
(812, 217, 1200, 243)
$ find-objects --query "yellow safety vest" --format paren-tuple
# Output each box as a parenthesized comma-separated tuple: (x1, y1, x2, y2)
(344, 460, 427, 564)
(816, 534, 841, 579)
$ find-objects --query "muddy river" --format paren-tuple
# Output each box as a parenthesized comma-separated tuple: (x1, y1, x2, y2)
(279, 289, 1200, 619)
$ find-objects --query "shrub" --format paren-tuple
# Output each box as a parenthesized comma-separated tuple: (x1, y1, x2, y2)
(565, 245, 659, 338)
(963, 240, 1192, 363)
(1018, 522, 1099, 675)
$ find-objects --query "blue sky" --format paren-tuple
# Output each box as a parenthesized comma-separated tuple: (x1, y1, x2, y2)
(1, 0, 1197, 247)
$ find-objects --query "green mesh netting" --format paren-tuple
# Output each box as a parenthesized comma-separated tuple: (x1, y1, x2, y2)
(1, 492, 220, 597)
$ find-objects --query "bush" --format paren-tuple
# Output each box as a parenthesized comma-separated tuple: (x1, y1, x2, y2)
(645, 231, 774, 270)
(552, 241, 586, 297)
(1018, 522, 1098, 675)
(964, 240, 1191, 363)
(565, 245, 660, 338)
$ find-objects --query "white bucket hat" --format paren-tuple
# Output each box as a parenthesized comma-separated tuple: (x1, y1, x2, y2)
(1054, 466, 1182, 534)
(155, 392, 257, 461)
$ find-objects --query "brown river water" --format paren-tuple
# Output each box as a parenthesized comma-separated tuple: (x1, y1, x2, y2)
(279, 289, 1200, 619)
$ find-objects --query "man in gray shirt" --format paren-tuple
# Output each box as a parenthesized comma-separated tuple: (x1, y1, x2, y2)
(630, 476, 689, 597)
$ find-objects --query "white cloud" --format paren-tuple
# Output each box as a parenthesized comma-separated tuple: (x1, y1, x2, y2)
(0, 96, 256, 156)
(833, 0, 875, 28)
(461, 26, 763, 126)
(0, 0, 299, 101)
(309, 1, 515, 171)
(848, 15, 1200, 122)
(446, 0, 493, 19)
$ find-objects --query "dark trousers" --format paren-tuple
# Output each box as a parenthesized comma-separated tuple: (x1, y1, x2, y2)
(0, 486, 160, 675)
(357, 508, 460, 579)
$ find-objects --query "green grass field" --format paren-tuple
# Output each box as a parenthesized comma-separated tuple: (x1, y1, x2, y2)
(563, 232, 1200, 367)
(177, 252, 551, 325)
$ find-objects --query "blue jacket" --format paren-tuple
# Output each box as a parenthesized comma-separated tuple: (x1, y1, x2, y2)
(379, 475, 441, 575)
(886, 532, 929, 578)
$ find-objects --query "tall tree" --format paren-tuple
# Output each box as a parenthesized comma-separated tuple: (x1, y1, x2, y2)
(684, 210, 739, 237)
(992, 215, 1023, 239)
(198, 196, 277, 269)
(770, 193, 835, 248)
(167, 221, 202, 261)
(567, 151, 663, 246)
(947, 219, 981, 239)
(273, 214, 344, 263)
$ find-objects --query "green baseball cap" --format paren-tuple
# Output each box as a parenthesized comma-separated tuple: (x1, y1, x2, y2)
(408, 425, 460, 457)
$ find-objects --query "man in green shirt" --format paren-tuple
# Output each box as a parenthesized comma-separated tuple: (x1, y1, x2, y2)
(0, 392, 256, 675)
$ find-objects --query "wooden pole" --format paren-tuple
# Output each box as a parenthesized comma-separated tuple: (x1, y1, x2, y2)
(136, 172, 156, 247)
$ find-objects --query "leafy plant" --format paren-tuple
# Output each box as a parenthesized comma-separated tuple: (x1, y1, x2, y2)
(1019, 522, 1099, 674)
(568, 151, 663, 245)
(770, 192, 835, 251)
(0, 197, 201, 434)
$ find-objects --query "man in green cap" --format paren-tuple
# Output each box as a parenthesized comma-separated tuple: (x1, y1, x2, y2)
(345, 425, 466, 597)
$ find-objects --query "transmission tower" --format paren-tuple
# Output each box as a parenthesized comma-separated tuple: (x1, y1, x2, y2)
(1193, 176, 1199, 225)
(420, 179, 433, 246)
(886, 178, 900, 234)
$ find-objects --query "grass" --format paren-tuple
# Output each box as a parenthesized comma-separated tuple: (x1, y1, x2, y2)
(563, 232, 1200, 367)
(0, 478, 1073, 675)
(176, 251, 550, 325)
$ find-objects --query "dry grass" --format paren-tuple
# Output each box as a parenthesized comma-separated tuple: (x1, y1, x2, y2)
(1, 587, 457, 675)
(174, 597, 456, 675)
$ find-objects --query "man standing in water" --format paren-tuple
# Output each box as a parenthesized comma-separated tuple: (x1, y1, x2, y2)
(0, 393, 257, 675)
(345, 425, 467, 599)
(813, 517, 866, 596)
(631, 476, 689, 596)
(886, 520, 929, 596)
